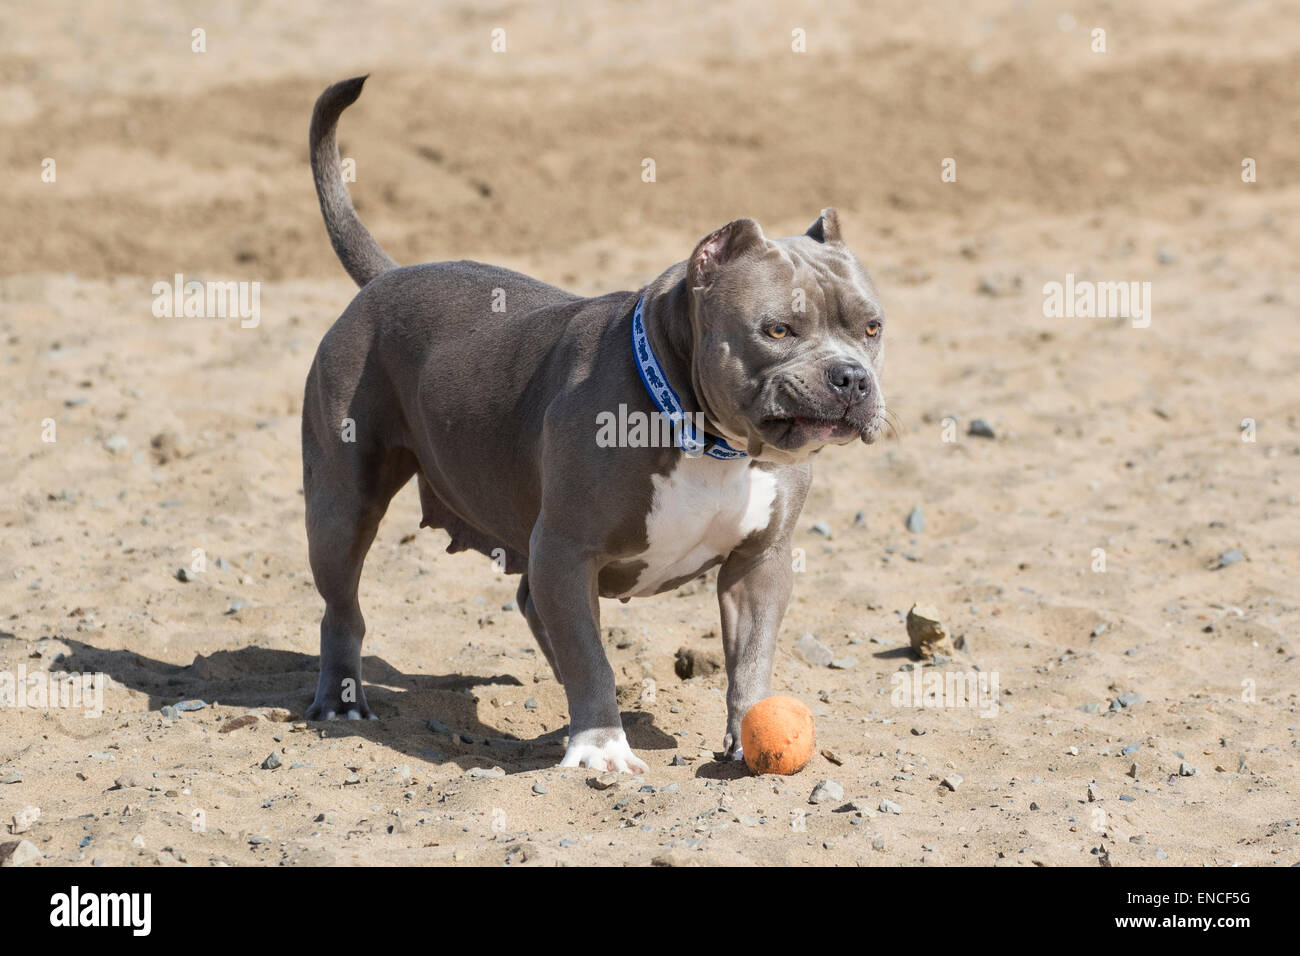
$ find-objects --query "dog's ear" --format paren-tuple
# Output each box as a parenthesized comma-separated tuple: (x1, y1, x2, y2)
(805, 206, 841, 243)
(689, 218, 766, 288)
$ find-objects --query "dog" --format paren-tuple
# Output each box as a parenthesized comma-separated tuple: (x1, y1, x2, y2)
(302, 76, 887, 773)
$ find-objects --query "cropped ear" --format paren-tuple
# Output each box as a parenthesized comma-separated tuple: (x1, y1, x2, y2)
(689, 218, 766, 288)
(804, 206, 842, 243)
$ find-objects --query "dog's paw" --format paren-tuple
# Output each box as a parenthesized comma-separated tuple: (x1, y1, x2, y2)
(306, 687, 377, 721)
(560, 729, 648, 775)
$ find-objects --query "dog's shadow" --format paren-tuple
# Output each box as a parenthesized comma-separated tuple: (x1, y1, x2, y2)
(20, 635, 677, 775)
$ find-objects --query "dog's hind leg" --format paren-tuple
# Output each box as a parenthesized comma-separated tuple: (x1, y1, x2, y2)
(516, 573, 563, 684)
(302, 386, 416, 720)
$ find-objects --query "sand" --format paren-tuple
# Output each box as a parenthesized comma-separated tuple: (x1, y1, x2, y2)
(1, 0, 1297, 867)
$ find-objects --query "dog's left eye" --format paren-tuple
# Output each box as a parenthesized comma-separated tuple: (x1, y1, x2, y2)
(865, 320, 882, 338)
(767, 324, 791, 340)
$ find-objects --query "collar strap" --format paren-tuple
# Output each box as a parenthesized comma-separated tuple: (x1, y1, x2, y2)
(631, 294, 748, 461)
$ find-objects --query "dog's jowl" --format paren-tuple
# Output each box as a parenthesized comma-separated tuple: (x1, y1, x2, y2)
(302, 76, 887, 773)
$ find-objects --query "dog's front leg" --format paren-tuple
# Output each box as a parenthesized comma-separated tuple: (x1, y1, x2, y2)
(527, 525, 649, 775)
(717, 544, 795, 759)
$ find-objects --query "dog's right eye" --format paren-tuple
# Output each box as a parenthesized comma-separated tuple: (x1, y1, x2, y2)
(767, 324, 791, 340)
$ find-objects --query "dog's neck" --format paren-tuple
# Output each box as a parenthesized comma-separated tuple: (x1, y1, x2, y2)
(639, 266, 714, 425)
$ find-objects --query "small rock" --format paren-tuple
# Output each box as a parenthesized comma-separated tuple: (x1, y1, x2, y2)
(1211, 549, 1244, 570)
(1178, 763, 1196, 776)
(532, 782, 548, 795)
(941, 774, 963, 791)
(0, 772, 21, 785)
(809, 779, 844, 805)
(810, 521, 832, 539)
(173, 699, 206, 712)
(1128, 763, 1139, 779)
(523, 698, 539, 710)
(0, 839, 40, 867)
(967, 419, 996, 439)
(174, 568, 194, 583)
(904, 507, 925, 533)
(879, 799, 902, 815)
(794, 632, 834, 668)
(468, 766, 505, 780)
(10, 806, 40, 834)
(906, 605, 950, 659)
(261, 753, 282, 771)
(1087, 781, 1100, 802)
(104, 435, 129, 453)
(829, 657, 857, 669)
(670, 755, 687, 767)
(159, 705, 179, 719)
(1111, 692, 1143, 710)
(590, 772, 620, 791)
(674, 646, 721, 680)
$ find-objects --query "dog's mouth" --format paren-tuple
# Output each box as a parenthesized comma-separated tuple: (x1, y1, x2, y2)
(760, 414, 861, 447)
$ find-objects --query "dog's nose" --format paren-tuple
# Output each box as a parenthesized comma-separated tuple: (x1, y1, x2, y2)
(827, 361, 870, 401)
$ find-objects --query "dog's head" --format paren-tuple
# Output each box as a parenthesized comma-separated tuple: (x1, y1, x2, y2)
(685, 209, 887, 464)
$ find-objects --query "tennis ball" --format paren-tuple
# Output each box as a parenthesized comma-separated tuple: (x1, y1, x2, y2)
(741, 696, 815, 775)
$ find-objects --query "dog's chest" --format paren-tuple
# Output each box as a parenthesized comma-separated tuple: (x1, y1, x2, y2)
(620, 457, 778, 598)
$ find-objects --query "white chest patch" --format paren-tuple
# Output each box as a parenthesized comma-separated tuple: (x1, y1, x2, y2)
(622, 457, 778, 598)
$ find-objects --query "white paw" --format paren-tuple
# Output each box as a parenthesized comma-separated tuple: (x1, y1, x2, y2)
(561, 729, 649, 775)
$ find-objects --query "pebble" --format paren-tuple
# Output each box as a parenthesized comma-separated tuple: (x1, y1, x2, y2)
(104, 435, 129, 453)
(11, 806, 40, 834)
(1087, 782, 1100, 802)
(809, 779, 844, 805)
(829, 657, 858, 669)
(906, 605, 950, 659)
(343, 773, 361, 785)
(794, 632, 834, 668)
(1121, 745, 1140, 755)
(941, 774, 963, 791)
(261, 753, 282, 770)
(224, 598, 248, 615)
(671, 755, 687, 767)
(174, 568, 194, 583)
(810, 521, 832, 538)
(0, 840, 40, 867)
(871, 836, 886, 850)
(159, 705, 178, 719)
(1178, 763, 1196, 776)
(173, 699, 207, 712)
(532, 782, 548, 795)
(590, 772, 620, 791)
(523, 698, 539, 710)
(1212, 549, 1244, 569)
(468, 766, 505, 779)
(1110, 692, 1143, 710)
(879, 799, 902, 815)
(248, 835, 270, 845)
(501, 600, 518, 612)
(968, 419, 996, 439)
(904, 507, 925, 533)
(0, 772, 21, 785)
(426, 718, 451, 735)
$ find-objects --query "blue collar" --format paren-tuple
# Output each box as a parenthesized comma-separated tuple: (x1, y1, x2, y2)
(631, 294, 748, 461)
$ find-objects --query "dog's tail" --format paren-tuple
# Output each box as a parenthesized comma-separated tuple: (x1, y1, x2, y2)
(309, 75, 399, 287)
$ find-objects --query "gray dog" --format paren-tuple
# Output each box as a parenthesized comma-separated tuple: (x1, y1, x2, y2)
(302, 76, 887, 773)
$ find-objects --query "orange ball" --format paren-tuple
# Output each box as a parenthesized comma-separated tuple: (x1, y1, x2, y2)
(741, 696, 815, 775)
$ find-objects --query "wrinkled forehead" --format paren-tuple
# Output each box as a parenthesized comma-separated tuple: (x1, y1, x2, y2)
(715, 236, 881, 319)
